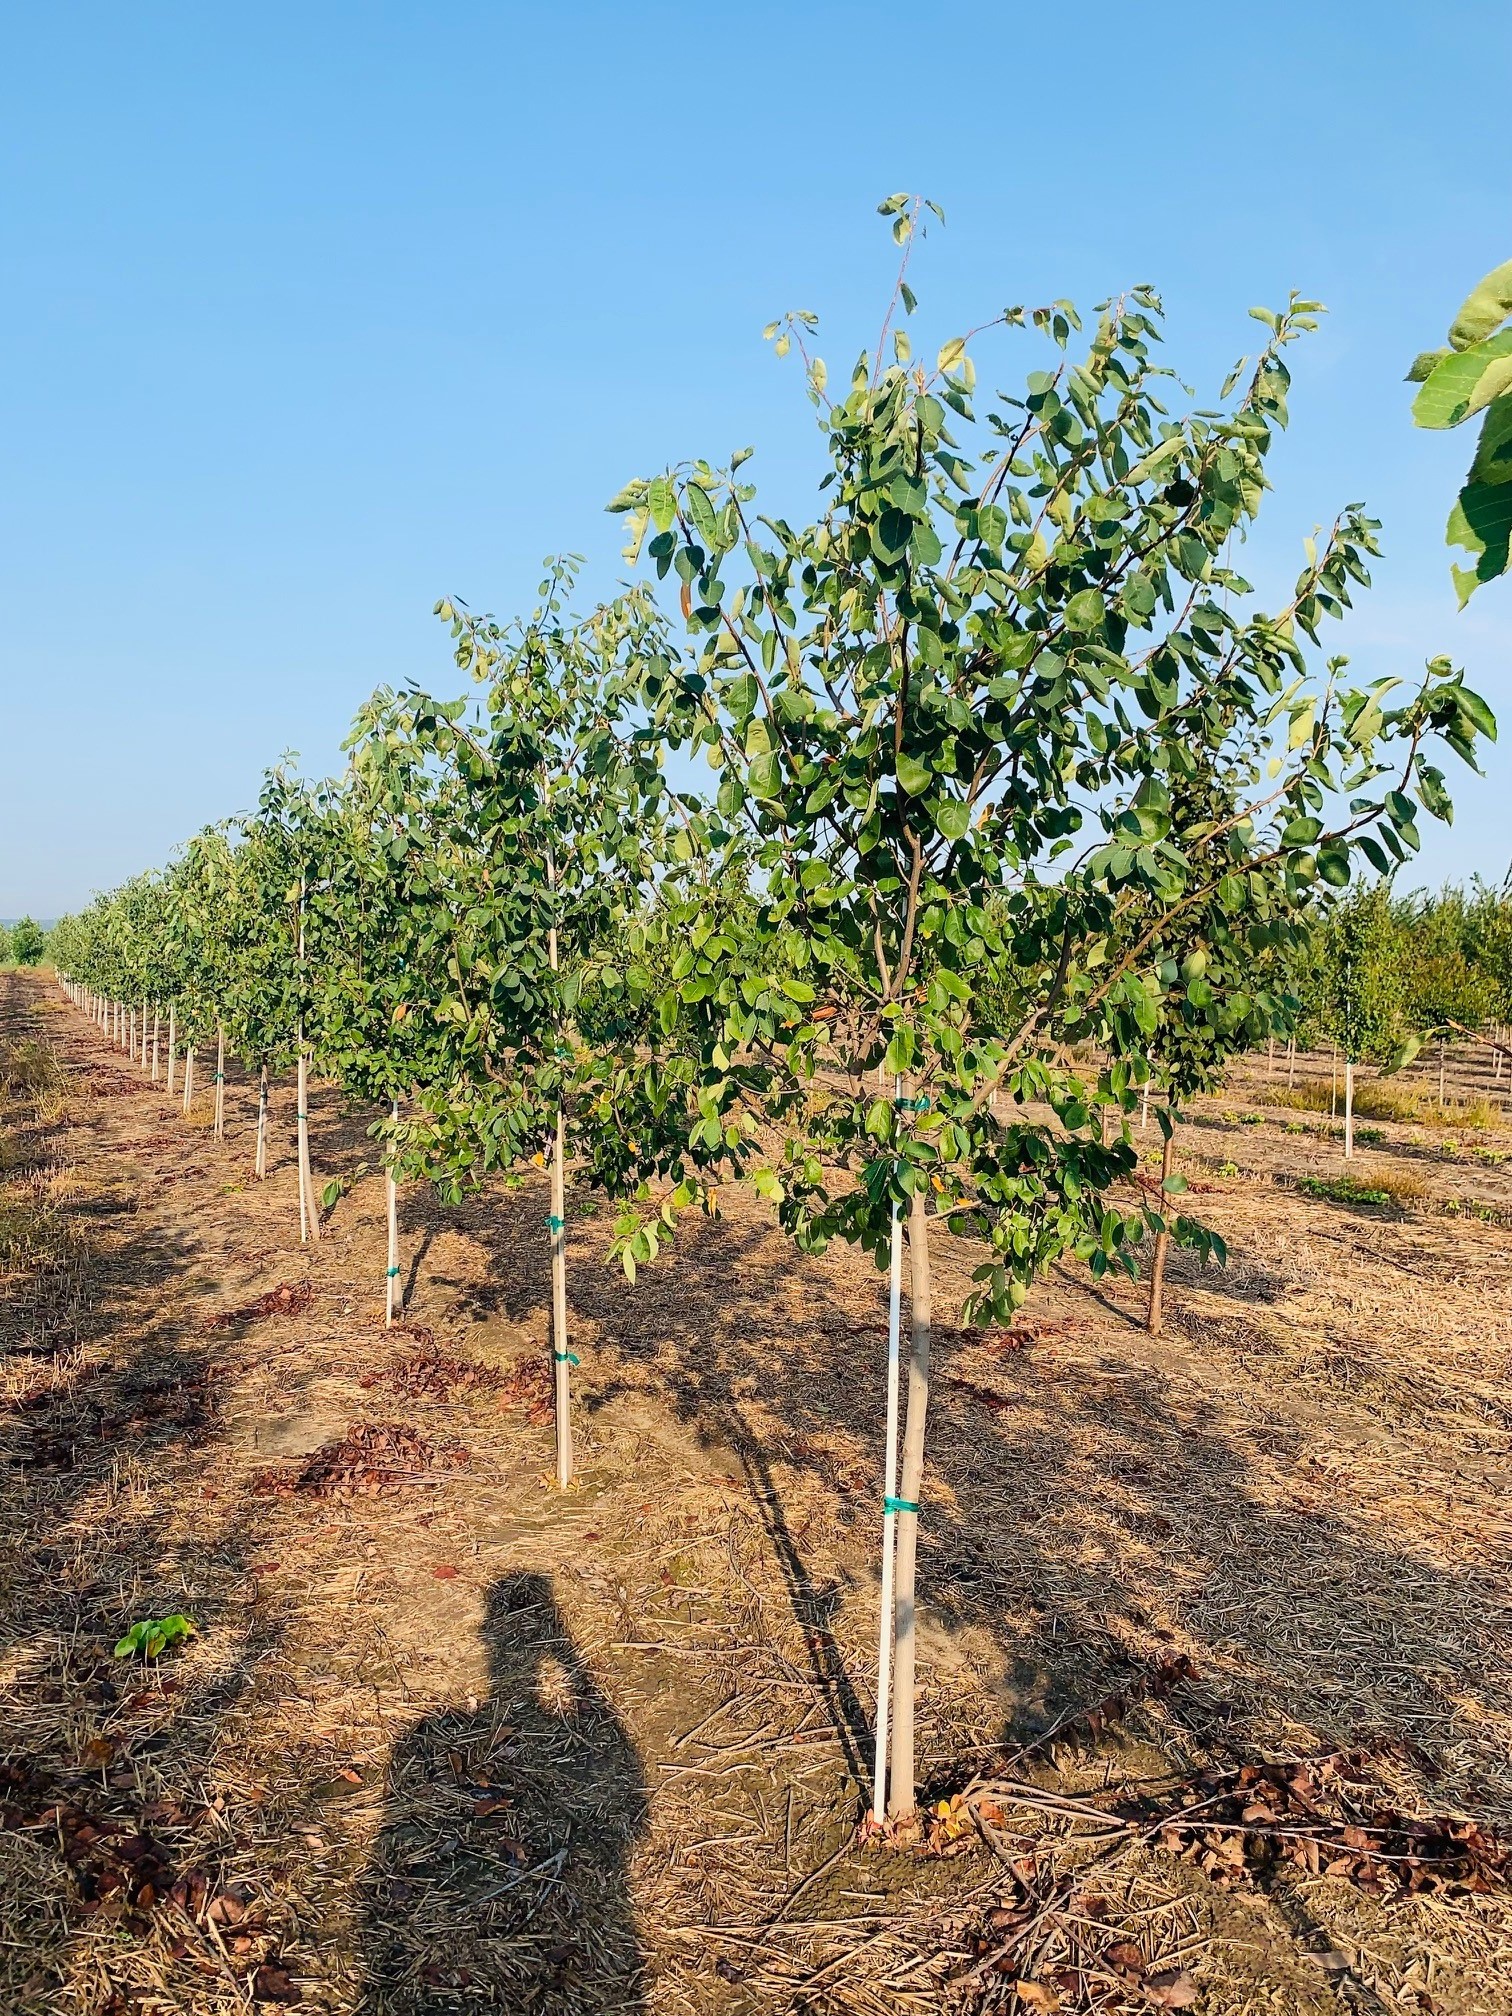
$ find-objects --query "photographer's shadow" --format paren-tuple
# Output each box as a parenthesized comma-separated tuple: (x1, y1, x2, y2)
(359, 1572, 648, 2013)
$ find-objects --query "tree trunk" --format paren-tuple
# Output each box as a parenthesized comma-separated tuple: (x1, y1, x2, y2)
(887, 1186, 933, 1820)
(1148, 1124, 1176, 1337)
(214, 1022, 226, 1141)
(1140, 1082, 1150, 1133)
(167, 1008, 177, 1097)
(1267, 1036, 1275, 1078)
(1330, 1043, 1338, 1122)
(297, 1036, 320, 1242)
(1439, 1039, 1447, 1111)
(151, 1011, 160, 1084)
(295, 883, 320, 1241)
(871, 1163, 906, 1825)
(183, 1047, 195, 1117)
(1287, 1036, 1296, 1089)
(1344, 1057, 1355, 1161)
(128, 1005, 136, 1063)
(255, 1068, 268, 1180)
(386, 1097, 401, 1326)
(550, 1104, 573, 1488)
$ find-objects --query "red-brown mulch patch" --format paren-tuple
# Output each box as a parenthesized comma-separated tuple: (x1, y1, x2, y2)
(206, 1282, 313, 1330)
(360, 1345, 502, 1403)
(251, 1421, 470, 1499)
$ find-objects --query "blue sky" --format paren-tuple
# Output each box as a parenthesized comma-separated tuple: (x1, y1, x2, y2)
(2, 0, 1509, 917)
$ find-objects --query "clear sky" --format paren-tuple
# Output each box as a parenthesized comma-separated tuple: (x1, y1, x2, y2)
(2, 0, 1509, 918)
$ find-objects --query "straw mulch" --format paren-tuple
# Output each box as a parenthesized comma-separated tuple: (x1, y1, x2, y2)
(2, 970, 1510, 2014)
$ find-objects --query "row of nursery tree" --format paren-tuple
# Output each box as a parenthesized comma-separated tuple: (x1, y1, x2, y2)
(47, 201, 1499, 1823)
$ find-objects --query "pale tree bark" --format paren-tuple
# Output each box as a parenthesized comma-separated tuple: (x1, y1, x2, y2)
(167, 1008, 178, 1098)
(183, 1047, 195, 1117)
(544, 837, 573, 1490)
(1148, 1123, 1176, 1337)
(296, 1037, 320, 1242)
(151, 1011, 160, 1084)
(386, 1097, 402, 1326)
(214, 1022, 226, 1141)
(255, 1068, 268, 1180)
(550, 1105, 573, 1487)
(871, 1128, 906, 1826)
(887, 1185, 933, 1819)
(295, 883, 321, 1243)
(1344, 1057, 1355, 1160)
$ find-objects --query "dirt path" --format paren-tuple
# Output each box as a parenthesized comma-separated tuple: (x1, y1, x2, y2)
(3, 971, 1511, 2013)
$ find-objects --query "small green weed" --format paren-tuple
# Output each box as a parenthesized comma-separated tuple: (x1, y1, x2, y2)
(1444, 1197, 1502, 1223)
(1299, 1175, 1391, 1207)
(114, 1614, 196, 1660)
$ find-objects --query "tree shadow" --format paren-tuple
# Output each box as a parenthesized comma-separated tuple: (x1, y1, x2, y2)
(358, 1571, 648, 2014)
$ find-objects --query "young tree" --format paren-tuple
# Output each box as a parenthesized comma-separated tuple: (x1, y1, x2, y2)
(306, 741, 460, 1322)
(353, 567, 694, 1484)
(612, 199, 1495, 1815)
(11, 916, 47, 967)
(1307, 884, 1414, 1156)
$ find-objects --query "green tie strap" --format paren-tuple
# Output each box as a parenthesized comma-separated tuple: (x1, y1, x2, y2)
(386, 1266, 400, 1278)
(546, 1214, 566, 1234)
(554, 1349, 579, 1366)
(883, 1493, 920, 1516)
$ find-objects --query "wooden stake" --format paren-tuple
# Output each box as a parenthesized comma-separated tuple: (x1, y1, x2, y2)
(871, 1105, 905, 1826)
(386, 1096, 401, 1326)
(214, 1022, 226, 1141)
(296, 1035, 319, 1242)
(550, 1103, 572, 1487)
(183, 1046, 195, 1117)
(166, 1007, 177, 1098)
(151, 1010, 160, 1084)
(544, 838, 573, 1490)
(1148, 1122, 1175, 1337)
(295, 883, 321, 1243)
(888, 1185, 933, 1819)
(1287, 1036, 1296, 1090)
(1344, 1056, 1355, 1161)
(255, 1068, 268, 1180)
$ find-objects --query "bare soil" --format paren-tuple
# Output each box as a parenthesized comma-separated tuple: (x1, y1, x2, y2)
(2, 971, 1510, 2014)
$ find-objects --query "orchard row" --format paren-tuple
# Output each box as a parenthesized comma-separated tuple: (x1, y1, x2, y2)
(47, 207, 1497, 1820)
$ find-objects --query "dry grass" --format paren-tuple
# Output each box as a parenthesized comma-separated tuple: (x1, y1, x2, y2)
(1264, 1077, 1499, 1130)
(2, 975, 1511, 2016)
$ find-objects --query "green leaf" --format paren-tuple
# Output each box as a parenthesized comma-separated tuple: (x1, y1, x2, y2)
(1406, 347, 1450, 384)
(684, 482, 720, 548)
(647, 475, 676, 534)
(1449, 259, 1512, 349)
(895, 752, 932, 797)
(933, 798, 971, 843)
(1064, 589, 1106, 633)
(1412, 330, 1512, 428)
